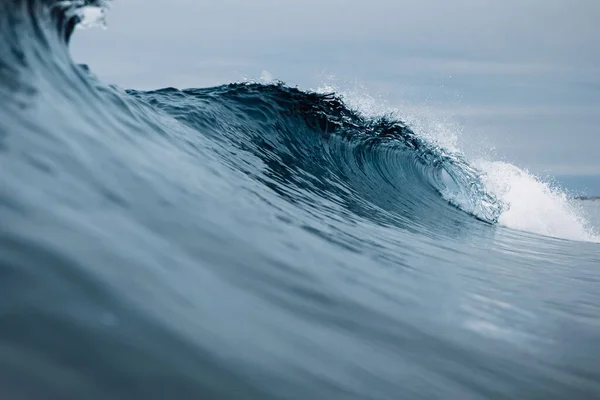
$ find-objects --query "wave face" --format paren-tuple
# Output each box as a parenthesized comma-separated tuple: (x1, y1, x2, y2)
(1, 1, 599, 399)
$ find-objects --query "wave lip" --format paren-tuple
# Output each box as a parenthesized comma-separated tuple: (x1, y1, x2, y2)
(0, 0, 108, 45)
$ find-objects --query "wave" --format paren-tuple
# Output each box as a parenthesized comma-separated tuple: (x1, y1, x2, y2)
(2, 1, 600, 399)
(1, 0, 598, 245)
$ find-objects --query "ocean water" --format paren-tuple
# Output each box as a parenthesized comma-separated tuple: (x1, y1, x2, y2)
(580, 200, 600, 232)
(561, 176, 600, 198)
(1, 1, 599, 399)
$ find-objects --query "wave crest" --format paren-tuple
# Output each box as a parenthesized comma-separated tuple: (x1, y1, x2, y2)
(129, 83, 505, 225)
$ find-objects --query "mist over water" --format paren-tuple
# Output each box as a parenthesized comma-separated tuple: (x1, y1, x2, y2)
(1, 1, 599, 399)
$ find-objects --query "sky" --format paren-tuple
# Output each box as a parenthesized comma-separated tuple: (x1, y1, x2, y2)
(71, 0, 600, 193)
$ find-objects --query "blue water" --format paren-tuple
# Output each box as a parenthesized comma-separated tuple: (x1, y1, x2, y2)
(556, 175, 600, 198)
(1, 1, 599, 399)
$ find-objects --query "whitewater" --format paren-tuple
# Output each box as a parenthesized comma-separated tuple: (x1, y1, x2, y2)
(1, 1, 599, 399)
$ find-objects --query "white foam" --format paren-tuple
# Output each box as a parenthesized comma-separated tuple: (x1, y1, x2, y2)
(476, 161, 599, 242)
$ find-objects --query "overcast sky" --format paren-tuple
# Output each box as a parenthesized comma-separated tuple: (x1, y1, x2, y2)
(71, 0, 600, 185)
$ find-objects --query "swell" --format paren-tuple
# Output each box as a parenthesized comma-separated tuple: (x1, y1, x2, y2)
(2, 3, 600, 399)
